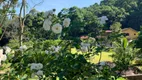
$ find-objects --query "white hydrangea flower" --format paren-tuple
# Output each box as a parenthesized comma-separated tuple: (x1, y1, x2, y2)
(30, 63, 43, 70)
(99, 66, 103, 70)
(98, 16, 108, 24)
(55, 46, 61, 52)
(30, 63, 36, 70)
(63, 18, 71, 27)
(0, 49, 3, 55)
(0, 59, 1, 65)
(3, 46, 11, 54)
(44, 11, 50, 18)
(1, 54, 7, 61)
(31, 73, 36, 78)
(36, 70, 43, 76)
(0, 49, 7, 62)
(43, 19, 52, 31)
(81, 46, 88, 52)
(50, 46, 56, 49)
(19, 45, 27, 51)
(48, 16, 52, 20)
(45, 50, 49, 54)
(44, 9, 55, 18)
(99, 61, 106, 66)
(81, 42, 90, 47)
(37, 63, 43, 70)
(52, 23, 62, 34)
(50, 46, 61, 53)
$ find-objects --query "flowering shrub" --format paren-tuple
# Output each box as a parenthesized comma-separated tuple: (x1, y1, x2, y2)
(63, 18, 71, 28)
(52, 23, 62, 34)
(42, 9, 71, 35)
(0, 49, 7, 65)
(43, 18, 52, 31)
(0, 8, 130, 80)
(0, 40, 98, 79)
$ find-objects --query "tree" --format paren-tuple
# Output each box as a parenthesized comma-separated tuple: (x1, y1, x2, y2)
(0, 0, 18, 47)
(19, 0, 26, 46)
(58, 6, 85, 37)
(0, 0, 18, 40)
(100, 0, 141, 30)
(29, 8, 39, 16)
(135, 27, 142, 48)
(18, 0, 45, 45)
(135, 27, 142, 59)
(114, 0, 138, 12)
(110, 22, 122, 32)
(58, 6, 102, 38)
(24, 10, 61, 40)
(86, 3, 128, 29)
(100, 0, 117, 6)
(83, 9, 102, 37)
(122, 0, 142, 30)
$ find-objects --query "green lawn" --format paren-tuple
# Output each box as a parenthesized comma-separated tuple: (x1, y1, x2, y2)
(90, 52, 113, 63)
(71, 48, 113, 63)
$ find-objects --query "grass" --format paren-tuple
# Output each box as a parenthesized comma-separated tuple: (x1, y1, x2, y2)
(71, 48, 114, 63)
(90, 52, 113, 63)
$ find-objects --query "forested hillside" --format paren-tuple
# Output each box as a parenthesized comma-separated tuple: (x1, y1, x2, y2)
(59, 0, 142, 31)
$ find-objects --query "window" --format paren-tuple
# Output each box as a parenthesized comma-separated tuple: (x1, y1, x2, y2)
(124, 33, 129, 36)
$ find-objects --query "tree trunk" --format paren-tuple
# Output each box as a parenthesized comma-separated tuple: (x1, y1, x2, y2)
(20, 25, 24, 46)
(98, 52, 102, 64)
(19, 0, 26, 46)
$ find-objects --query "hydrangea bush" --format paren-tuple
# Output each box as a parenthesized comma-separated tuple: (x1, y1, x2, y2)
(0, 9, 127, 80)
(0, 40, 98, 79)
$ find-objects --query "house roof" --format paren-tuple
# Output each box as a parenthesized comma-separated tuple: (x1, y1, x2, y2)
(122, 28, 137, 33)
(105, 30, 112, 33)
(80, 36, 88, 39)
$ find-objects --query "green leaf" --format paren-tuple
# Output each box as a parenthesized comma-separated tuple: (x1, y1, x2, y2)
(122, 38, 128, 49)
(0, 28, 2, 34)
(116, 77, 126, 80)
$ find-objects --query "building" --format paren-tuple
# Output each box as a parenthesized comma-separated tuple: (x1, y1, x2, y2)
(122, 28, 138, 40)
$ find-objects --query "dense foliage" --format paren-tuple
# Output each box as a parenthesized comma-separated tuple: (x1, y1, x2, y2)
(1, 0, 142, 80)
